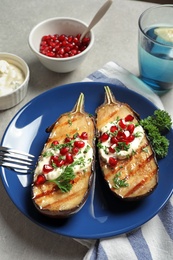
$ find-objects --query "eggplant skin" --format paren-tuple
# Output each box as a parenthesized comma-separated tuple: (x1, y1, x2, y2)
(32, 93, 96, 218)
(96, 86, 159, 201)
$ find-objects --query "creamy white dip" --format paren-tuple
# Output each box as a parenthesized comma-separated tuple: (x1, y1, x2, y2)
(0, 60, 24, 96)
(99, 121, 144, 161)
(34, 139, 93, 181)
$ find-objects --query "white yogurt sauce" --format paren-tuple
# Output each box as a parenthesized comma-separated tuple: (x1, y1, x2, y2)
(34, 139, 93, 181)
(0, 60, 24, 96)
(99, 121, 144, 161)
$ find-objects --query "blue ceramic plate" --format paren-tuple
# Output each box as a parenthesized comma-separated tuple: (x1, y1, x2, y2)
(1, 82, 173, 239)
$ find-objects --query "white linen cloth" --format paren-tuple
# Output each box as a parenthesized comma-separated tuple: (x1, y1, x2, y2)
(75, 61, 173, 260)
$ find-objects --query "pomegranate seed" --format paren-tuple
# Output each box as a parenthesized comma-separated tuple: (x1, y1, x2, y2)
(76, 34, 81, 40)
(68, 35, 74, 43)
(72, 146, 79, 155)
(125, 114, 134, 122)
(50, 155, 65, 167)
(64, 137, 72, 143)
(80, 132, 88, 140)
(43, 164, 54, 173)
(110, 136, 118, 145)
(58, 47, 65, 55)
(109, 157, 117, 167)
(64, 46, 71, 53)
(100, 133, 109, 142)
(127, 124, 135, 134)
(126, 135, 135, 142)
(117, 131, 126, 141)
(52, 140, 59, 146)
(35, 174, 46, 185)
(50, 155, 58, 163)
(58, 34, 66, 41)
(71, 49, 77, 55)
(109, 146, 115, 153)
(119, 119, 127, 129)
(63, 53, 69, 57)
(74, 140, 85, 148)
(65, 153, 74, 164)
(110, 125, 118, 133)
(82, 37, 90, 44)
(60, 146, 69, 155)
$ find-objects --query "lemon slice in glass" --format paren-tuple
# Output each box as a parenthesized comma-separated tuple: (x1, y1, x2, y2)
(154, 27, 173, 43)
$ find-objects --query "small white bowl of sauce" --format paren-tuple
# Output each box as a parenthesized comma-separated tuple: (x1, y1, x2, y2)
(0, 52, 30, 110)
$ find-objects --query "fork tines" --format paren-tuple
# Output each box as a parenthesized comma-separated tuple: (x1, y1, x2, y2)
(0, 146, 35, 172)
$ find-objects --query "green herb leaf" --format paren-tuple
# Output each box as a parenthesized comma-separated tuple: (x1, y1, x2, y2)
(50, 166, 75, 193)
(113, 172, 129, 189)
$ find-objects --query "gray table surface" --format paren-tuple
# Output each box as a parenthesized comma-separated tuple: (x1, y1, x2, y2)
(1, 1, 173, 259)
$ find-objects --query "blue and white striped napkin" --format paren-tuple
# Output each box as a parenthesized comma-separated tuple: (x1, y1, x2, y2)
(75, 61, 173, 260)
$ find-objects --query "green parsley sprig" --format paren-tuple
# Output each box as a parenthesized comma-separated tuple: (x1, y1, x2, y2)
(140, 109, 172, 159)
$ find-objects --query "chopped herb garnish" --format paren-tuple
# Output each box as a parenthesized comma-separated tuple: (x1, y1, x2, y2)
(42, 150, 54, 157)
(134, 131, 142, 137)
(113, 172, 129, 189)
(84, 144, 90, 154)
(97, 142, 104, 149)
(116, 142, 130, 152)
(50, 166, 75, 192)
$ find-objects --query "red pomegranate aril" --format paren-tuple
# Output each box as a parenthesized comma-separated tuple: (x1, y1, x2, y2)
(64, 46, 71, 53)
(109, 157, 117, 167)
(110, 125, 118, 133)
(125, 114, 134, 122)
(50, 155, 59, 163)
(74, 140, 85, 148)
(68, 35, 74, 43)
(109, 146, 115, 153)
(64, 137, 72, 143)
(63, 53, 69, 57)
(71, 49, 78, 55)
(60, 146, 69, 155)
(126, 135, 135, 142)
(127, 124, 135, 134)
(76, 34, 81, 40)
(82, 37, 90, 44)
(58, 34, 66, 41)
(65, 153, 74, 164)
(43, 164, 54, 173)
(47, 51, 55, 57)
(58, 160, 66, 167)
(52, 140, 59, 146)
(58, 47, 65, 55)
(100, 133, 109, 142)
(110, 136, 118, 144)
(117, 131, 126, 140)
(80, 132, 88, 140)
(35, 174, 46, 185)
(73, 37, 79, 44)
(119, 119, 127, 129)
(72, 146, 79, 155)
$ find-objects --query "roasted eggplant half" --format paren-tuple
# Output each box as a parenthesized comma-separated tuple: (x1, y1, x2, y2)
(96, 86, 158, 200)
(32, 93, 95, 217)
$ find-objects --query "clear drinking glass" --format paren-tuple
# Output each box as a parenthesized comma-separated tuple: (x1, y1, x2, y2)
(138, 5, 173, 93)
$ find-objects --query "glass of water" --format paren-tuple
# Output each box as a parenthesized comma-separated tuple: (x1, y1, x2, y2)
(138, 5, 173, 93)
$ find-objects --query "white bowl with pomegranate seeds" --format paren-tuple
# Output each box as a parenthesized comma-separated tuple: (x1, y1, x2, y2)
(0, 52, 30, 110)
(28, 17, 94, 73)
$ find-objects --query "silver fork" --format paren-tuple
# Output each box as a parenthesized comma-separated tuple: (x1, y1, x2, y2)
(0, 146, 35, 173)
